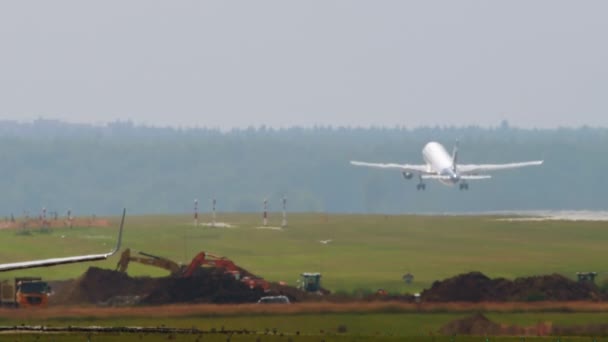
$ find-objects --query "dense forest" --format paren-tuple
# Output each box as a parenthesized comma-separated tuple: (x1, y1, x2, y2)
(0, 119, 606, 216)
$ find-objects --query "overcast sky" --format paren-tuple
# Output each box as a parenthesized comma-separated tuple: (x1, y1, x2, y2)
(1, 1, 606, 129)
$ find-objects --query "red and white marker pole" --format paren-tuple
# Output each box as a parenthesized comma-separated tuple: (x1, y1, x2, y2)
(281, 197, 287, 228)
(263, 199, 268, 226)
(194, 199, 199, 226)
(42, 207, 48, 229)
(212, 198, 217, 227)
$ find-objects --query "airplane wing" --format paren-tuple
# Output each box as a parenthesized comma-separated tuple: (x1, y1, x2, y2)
(458, 161, 543, 175)
(0, 208, 126, 272)
(421, 175, 492, 180)
(460, 175, 492, 180)
(350, 161, 430, 174)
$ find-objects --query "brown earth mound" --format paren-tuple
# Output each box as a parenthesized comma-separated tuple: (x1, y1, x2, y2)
(51, 267, 162, 305)
(422, 272, 600, 302)
(440, 313, 552, 336)
(142, 268, 265, 305)
(52, 267, 266, 306)
(440, 313, 504, 335)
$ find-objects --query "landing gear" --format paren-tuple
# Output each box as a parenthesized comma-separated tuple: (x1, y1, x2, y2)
(459, 182, 469, 191)
(416, 175, 426, 191)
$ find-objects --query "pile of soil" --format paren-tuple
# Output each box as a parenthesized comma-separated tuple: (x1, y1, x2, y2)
(142, 268, 265, 305)
(422, 272, 600, 302)
(51, 267, 162, 305)
(440, 313, 552, 336)
(51, 267, 266, 306)
(440, 313, 504, 335)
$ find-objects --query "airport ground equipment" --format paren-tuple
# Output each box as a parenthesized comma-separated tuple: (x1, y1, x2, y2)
(299, 273, 322, 292)
(576, 272, 598, 284)
(116, 248, 181, 276)
(403, 272, 414, 285)
(0, 277, 51, 308)
(257, 295, 290, 304)
(117, 248, 270, 292)
(183, 251, 270, 291)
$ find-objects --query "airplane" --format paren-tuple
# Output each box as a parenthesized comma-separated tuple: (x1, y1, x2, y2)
(0, 208, 126, 272)
(350, 141, 543, 190)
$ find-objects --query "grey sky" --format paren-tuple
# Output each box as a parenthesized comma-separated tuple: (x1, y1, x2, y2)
(1, 1, 606, 129)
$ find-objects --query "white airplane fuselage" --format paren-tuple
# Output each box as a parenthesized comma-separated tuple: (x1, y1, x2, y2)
(422, 142, 460, 185)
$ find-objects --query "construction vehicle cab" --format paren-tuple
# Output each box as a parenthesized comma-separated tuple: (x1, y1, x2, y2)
(576, 272, 598, 284)
(300, 273, 322, 292)
(1, 277, 51, 308)
(16, 278, 51, 307)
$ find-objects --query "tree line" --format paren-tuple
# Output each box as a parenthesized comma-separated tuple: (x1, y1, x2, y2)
(0, 120, 606, 215)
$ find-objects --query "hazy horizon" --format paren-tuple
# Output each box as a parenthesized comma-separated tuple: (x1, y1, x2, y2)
(2, 117, 606, 131)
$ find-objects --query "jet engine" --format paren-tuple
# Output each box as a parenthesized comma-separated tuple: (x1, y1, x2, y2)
(402, 172, 413, 180)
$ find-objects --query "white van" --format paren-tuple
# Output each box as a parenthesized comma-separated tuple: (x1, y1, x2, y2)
(256, 295, 290, 304)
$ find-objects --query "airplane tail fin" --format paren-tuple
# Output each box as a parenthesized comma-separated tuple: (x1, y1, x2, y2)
(109, 208, 126, 256)
(451, 140, 459, 172)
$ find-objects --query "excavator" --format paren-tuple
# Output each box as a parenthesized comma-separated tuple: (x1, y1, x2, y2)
(116, 249, 270, 292)
(182, 251, 270, 291)
(116, 249, 181, 276)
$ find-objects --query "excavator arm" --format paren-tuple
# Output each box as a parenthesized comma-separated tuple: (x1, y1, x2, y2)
(117, 248, 271, 292)
(116, 248, 181, 276)
(181, 252, 270, 291)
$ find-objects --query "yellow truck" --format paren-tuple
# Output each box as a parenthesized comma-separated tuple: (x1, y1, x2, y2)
(0, 277, 51, 308)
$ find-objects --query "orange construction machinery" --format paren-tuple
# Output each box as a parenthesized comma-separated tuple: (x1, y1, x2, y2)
(116, 249, 269, 292)
(0, 277, 51, 308)
(116, 248, 181, 276)
(182, 251, 270, 291)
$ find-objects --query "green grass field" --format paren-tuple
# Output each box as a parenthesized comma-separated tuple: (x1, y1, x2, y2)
(3, 312, 608, 340)
(1, 213, 607, 293)
(0, 334, 596, 342)
(3, 212, 608, 340)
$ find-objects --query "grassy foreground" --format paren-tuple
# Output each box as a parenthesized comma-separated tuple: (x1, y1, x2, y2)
(1, 213, 607, 293)
(2, 310, 608, 340)
(0, 335, 594, 342)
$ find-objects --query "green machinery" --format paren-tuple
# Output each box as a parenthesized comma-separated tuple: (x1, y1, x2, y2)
(300, 272, 322, 292)
(576, 272, 597, 283)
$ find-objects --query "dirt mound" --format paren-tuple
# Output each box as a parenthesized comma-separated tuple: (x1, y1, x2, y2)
(51, 267, 162, 305)
(52, 267, 265, 306)
(440, 313, 552, 336)
(506, 274, 600, 301)
(422, 272, 600, 302)
(142, 269, 264, 305)
(440, 313, 504, 335)
(422, 272, 501, 302)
